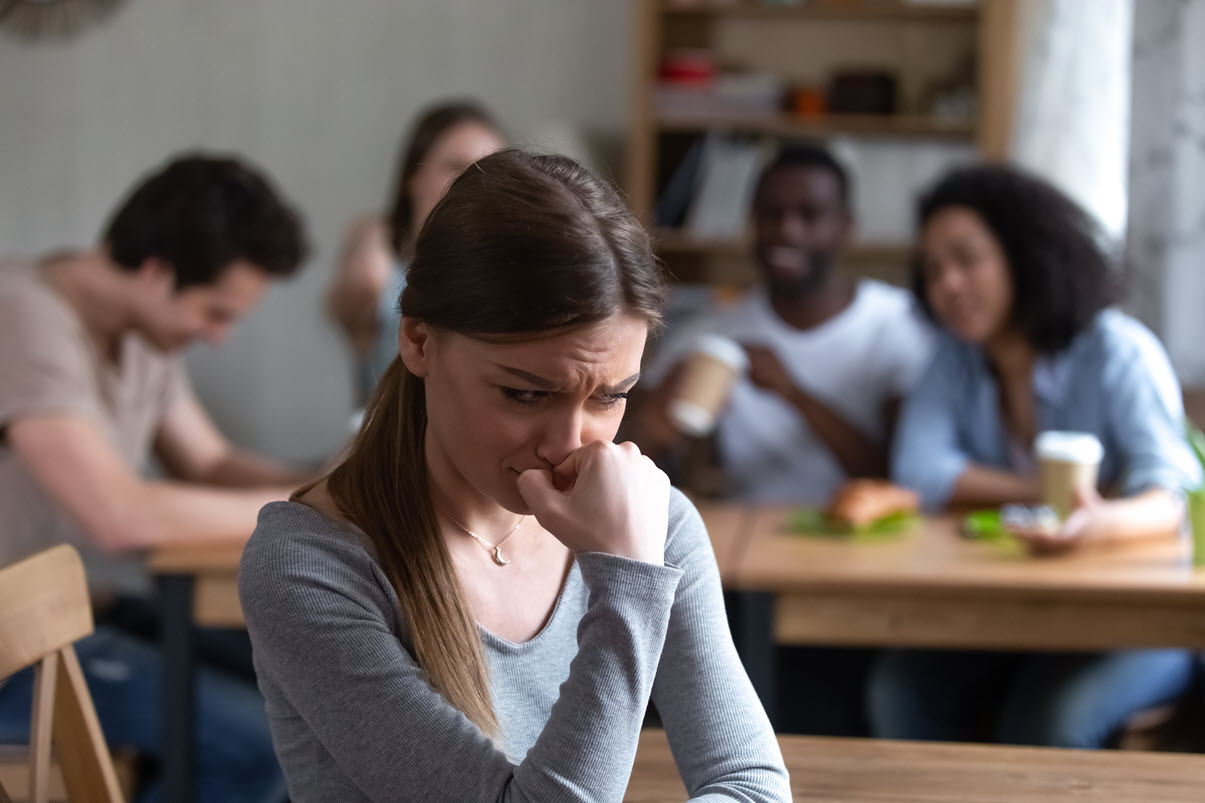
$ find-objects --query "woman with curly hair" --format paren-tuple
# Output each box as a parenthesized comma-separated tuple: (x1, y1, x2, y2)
(871, 163, 1200, 748)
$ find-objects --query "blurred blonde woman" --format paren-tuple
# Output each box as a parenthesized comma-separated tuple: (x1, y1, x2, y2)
(328, 100, 503, 402)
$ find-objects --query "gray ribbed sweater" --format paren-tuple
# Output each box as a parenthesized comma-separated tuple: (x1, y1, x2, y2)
(239, 488, 789, 802)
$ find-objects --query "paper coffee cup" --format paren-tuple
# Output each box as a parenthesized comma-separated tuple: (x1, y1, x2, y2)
(1035, 431, 1103, 519)
(668, 334, 748, 437)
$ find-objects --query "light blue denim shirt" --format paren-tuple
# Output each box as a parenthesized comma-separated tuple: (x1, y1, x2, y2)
(892, 309, 1202, 511)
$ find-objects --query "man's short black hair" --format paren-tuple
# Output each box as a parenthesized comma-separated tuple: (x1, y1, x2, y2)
(911, 163, 1120, 354)
(754, 142, 852, 210)
(102, 153, 309, 290)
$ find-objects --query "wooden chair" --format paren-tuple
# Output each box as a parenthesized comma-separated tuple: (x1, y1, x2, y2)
(0, 545, 123, 803)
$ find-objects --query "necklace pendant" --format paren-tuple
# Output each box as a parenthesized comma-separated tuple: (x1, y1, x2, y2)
(492, 545, 510, 566)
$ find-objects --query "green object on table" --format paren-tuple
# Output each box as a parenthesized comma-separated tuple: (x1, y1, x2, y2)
(1185, 425, 1205, 566)
(962, 509, 1006, 540)
(960, 509, 1027, 557)
(1188, 490, 1205, 567)
(786, 508, 918, 540)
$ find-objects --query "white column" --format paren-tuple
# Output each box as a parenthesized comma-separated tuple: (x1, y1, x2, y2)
(1007, 0, 1133, 240)
(1126, 0, 1205, 382)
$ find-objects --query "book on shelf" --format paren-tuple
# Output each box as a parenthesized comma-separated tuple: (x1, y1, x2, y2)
(655, 72, 785, 121)
(655, 136, 707, 229)
(682, 135, 763, 239)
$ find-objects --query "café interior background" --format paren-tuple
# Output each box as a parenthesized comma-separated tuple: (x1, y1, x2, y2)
(1, 0, 1203, 465)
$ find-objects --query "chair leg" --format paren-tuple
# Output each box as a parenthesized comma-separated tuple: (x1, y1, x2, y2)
(53, 647, 124, 803)
(30, 654, 57, 803)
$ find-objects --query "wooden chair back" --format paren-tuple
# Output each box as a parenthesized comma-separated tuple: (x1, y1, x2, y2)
(0, 545, 123, 803)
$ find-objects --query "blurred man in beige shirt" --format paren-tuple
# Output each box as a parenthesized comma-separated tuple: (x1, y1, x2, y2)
(0, 153, 311, 803)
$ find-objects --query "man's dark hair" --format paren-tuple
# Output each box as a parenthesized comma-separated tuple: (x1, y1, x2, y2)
(911, 163, 1120, 353)
(102, 153, 309, 290)
(754, 142, 852, 210)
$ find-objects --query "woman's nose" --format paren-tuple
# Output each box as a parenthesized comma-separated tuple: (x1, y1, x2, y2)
(535, 407, 585, 468)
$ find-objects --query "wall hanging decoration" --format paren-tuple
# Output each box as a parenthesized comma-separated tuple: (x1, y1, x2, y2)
(0, 0, 126, 41)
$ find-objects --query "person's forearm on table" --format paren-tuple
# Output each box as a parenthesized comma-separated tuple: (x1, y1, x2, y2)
(196, 448, 314, 488)
(92, 480, 289, 551)
(948, 464, 1041, 508)
(784, 386, 887, 478)
(1084, 488, 1183, 543)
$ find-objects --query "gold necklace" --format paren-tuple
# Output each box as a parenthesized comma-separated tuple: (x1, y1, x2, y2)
(442, 510, 525, 566)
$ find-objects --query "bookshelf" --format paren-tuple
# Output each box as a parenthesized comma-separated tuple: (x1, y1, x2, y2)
(657, 112, 977, 140)
(626, 0, 1014, 288)
(659, 0, 979, 22)
(654, 228, 914, 285)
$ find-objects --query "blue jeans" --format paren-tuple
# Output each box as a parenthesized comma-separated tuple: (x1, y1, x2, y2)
(0, 626, 285, 803)
(867, 648, 1196, 748)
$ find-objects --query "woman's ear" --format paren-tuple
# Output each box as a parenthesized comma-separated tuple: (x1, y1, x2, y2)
(399, 318, 434, 378)
(134, 257, 176, 297)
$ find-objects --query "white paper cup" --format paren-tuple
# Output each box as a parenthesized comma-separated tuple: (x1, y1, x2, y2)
(1035, 431, 1103, 519)
(668, 334, 749, 437)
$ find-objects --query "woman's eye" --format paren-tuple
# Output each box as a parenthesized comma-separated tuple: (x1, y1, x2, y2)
(950, 241, 989, 270)
(501, 387, 545, 404)
(598, 392, 629, 409)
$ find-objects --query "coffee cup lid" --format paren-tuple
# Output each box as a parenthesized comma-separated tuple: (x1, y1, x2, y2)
(1035, 431, 1103, 464)
(692, 334, 748, 371)
(668, 399, 716, 437)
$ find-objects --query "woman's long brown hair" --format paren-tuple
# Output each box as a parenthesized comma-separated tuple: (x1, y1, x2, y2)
(318, 150, 665, 734)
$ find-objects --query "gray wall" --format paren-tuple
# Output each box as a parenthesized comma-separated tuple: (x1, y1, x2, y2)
(0, 0, 632, 461)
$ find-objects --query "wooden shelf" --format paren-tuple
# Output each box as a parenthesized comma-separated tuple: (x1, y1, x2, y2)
(660, 0, 979, 22)
(655, 228, 912, 262)
(627, 0, 1012, 286)
(655, 230, 750, 254)
(653, 229, 914, 286)
(657, 112, 976, 141)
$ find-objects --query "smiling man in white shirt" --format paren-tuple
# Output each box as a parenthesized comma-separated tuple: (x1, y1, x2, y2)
(638, 144, 933, 505)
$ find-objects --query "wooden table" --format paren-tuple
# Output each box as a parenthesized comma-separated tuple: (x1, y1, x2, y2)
(148, 508, 1205, 800)
(148, 502, 749, 631)
(149, 539, 247, 627)
(736, 510, 1205, 649)
(690, 500, 756, 585)
(627, 729, 1205, 802)
(146, 539, 247, 803)
(726, 509, 1205, 720)
(144, 505, 749, 803)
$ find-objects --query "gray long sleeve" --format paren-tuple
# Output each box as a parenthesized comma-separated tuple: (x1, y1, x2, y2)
(239, 491, 788, 802)
(652, 500, 789, 801)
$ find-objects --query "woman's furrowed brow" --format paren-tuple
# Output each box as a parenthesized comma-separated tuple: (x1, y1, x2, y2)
(497, 365, 558, 390)
(601, 373, 641, 394)
(494, 365, 640, 394)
